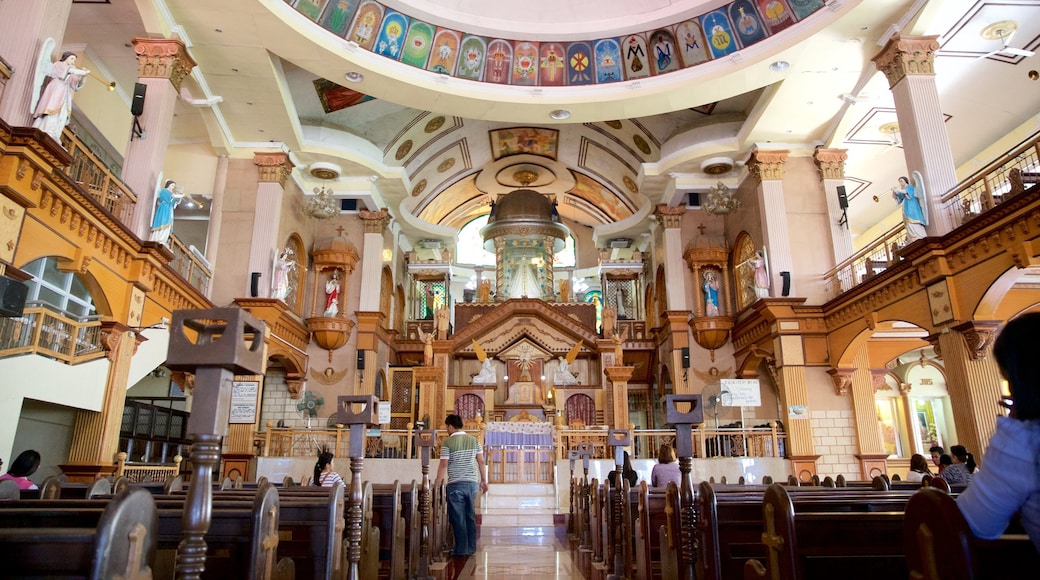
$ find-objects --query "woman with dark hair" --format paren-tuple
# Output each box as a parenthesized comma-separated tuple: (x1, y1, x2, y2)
(313, 447, 342, 487)
(957, 312, 1040, 551)
(906, 453, 931, 483)
(607, 450, 638, 488)
(0, 449, 41, 490)
(651, 444, 681, 487)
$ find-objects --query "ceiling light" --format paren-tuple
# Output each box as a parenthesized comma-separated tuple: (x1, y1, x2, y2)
(702, 181, 741, 216)
(550, 109, 571, 120)
(701, 157, 734, 175)
(344, 71, 364, 83)
(769, 60, 790, 72)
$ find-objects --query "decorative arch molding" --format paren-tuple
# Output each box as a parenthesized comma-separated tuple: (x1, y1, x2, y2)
(267, 344, 308, 399)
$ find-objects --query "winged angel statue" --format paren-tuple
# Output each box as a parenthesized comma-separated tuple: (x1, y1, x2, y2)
(892, 170, 928, 242)
(471, 339, 497, 385)
(553, 342, 581, 385)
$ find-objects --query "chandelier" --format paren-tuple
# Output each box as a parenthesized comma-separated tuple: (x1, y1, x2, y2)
(702, 181, 741, 216)
(304, 183, 339, 219)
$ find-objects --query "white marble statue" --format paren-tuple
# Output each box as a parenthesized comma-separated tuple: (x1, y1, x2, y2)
(471, 339, 497, 385)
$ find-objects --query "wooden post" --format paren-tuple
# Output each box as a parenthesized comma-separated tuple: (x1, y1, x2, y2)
(115, 452, 127, 478)
(414, 429, 436, 580)
(608, 428, 631, 578)
(165, 308, 267, 580)
(337, 395, 378, 580)
(264, 421, 273, 456)
(667, 394, 704, 580)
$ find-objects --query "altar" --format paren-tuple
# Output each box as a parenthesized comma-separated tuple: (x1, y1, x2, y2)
(504, 380, 542, 404)
(483, 421, 554, 446)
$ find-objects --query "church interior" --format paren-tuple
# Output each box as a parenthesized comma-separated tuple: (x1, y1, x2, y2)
(1, 0, 1039, 576)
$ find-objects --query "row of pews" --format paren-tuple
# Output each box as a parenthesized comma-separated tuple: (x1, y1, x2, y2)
(0, 473, 455, 580)
(569, 471, 1039, 580)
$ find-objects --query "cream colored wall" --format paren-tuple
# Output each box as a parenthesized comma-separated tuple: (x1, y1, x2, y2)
(783, 157, 835, 305)
(208, 158, 261, 306)
(70, 52, 133, 154)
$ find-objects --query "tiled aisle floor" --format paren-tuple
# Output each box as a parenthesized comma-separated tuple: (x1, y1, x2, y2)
(446, 525, 583, 579)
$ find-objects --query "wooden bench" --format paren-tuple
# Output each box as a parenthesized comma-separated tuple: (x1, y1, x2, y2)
(904, 486, 1040, 579)
(0, 486, 158, 579)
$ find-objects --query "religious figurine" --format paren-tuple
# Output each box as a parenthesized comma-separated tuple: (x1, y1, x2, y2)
(893, 171, 928, 242)
(612, 330, 625, 364)
(31, 44, 89, 145)
(553, 342, 581, 385)
(478, 279, 492, 303)
(471, 339, 496, 384)
(703, 270, 720, 316)
(602, 306, 618, 337)
(416, 328, 434, 366)
(750, 249, 769, 299)
(324, 271, 341, 317)
(435, 305, 450, 339)
(149, 180, 184, 245)
(271, 248, 296, 301)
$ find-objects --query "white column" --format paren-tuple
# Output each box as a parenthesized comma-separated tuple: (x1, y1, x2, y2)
(247, 152, 293, 297)
(654, 205, 688, 311)
(814, 148, 854, 264)
(357, 208, 391, 312)
(749, 149, 794, 296)
(204, 154, 229, 269)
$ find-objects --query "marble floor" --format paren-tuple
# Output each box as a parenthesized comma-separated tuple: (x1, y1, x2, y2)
(444, 525, 583, 580)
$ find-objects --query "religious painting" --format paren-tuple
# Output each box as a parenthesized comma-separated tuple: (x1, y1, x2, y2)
(756, 0, 796, 34)
(456, 35, 488, 81)
(593, 38, 623, 83)
(401, 21, 434, 68)
(648, 29, 680, 75)
(539, 43, 567, 86)
(319, 0, 360, 36)
(486, 39, 514, 84)
(568, 172, 632, 222)
(292, 0, 328, 22)
(511, 41, 539, 85)
(347, 0, 384, 50)
(788, 0, 824, 20)
(674, 19, 710, 67)
(373, 10, 409, 58)
(427, 28, 461, 75)
(565, 42, 595, 85)
(489, 127, 559, 160)
(313, 78, 374, 113)
(701, 9, 738, 59)
(621, 34, 651, 80)
(729, 1, 768, 48)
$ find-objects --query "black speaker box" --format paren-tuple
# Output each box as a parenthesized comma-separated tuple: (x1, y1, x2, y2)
(0, 275, 28, 317)
(131, 82, 147, 116)
(357, 349, 365, 370)
(250, 272, 261, 298)
(837, 185, 849, 210)
(681, 347, 690, 369)
(780, 271, 792, 297)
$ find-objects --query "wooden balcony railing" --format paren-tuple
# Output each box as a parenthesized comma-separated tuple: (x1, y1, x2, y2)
(168, 235, 213, 296)
(0, 304, 105, 364)
(824, 130, 1040, 296)
(115, 452, 183, 483)
(62, 127, 137, 228)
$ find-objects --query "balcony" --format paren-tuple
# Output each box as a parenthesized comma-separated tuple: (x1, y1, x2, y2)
(0, 304, 104, 364)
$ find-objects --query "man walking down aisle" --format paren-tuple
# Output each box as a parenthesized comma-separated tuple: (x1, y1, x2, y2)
(437, 414, 489, 557)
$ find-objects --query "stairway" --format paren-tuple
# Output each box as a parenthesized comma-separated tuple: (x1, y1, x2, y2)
(479, 483, 559, 527)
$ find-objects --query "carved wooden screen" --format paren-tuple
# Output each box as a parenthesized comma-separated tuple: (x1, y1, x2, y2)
(565, 393, 595, 425)
(387, 367, 415, 430)
(732, 232, 758, 311)
(454, 393, 485, 421)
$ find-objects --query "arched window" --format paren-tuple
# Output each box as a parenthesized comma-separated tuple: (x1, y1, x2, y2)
(22, 257, 97, 319)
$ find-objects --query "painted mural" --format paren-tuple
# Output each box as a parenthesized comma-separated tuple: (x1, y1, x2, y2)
(314, 78, 374, 112)
(282, 0, 825, 88)
(489, 128, 559, 160)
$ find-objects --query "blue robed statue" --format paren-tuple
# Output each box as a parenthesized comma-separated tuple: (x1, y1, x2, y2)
(893, 170, 928, 242)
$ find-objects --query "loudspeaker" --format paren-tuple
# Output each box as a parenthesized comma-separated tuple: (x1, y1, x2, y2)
(837, 185, 849, 210)
(131, 83, 147, 116)
(0, 275, 28, 317)
(681, 347, 690, 369)
(357, 350, 365, 370)
(250, 272, 261, 298)
(780, 271, 792, 297)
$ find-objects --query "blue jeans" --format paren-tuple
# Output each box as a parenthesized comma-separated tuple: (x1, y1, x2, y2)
(446, 480, 478, 556)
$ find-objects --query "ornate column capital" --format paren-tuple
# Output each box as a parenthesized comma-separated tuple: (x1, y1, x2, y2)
(812, 148, 848, 180)
(826, 367, 854, 396)
(924, 332, 943, 360)
(653, 204, 685, 229)
(131, 37, 197, 92)
(872, 34, 940, 88)
(100, 321, 144, 362)
(746, 149, 790, 182)
(870, 370, 891, 393)
(253, 152, 294, 186)
(953, 320, 1002, 360)
(358, 207, 391, 234)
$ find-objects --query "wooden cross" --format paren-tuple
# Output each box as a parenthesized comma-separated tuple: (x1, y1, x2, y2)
(761, 502, 785, 574)
(114, 522, 150, 580)
(697, 223, 707, 235)
(336, 225, 346, 236)
(261, 505, 280, 577)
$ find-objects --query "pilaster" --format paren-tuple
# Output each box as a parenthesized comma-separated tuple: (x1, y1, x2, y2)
(604, 366, 634, 430)
(845, 348, 888, 478)
(358, 208, 391, 312)
(248, 152, 294, 296)
(654, 204, 688, 311)
(935, 321, 1004, 459)
(747, 149, 794, 297)
(872, 35, 956, 236)
(812, 148, 854, 263)
(124, 37, 197, 239)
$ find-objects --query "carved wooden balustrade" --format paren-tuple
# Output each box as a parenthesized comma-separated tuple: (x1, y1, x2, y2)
(0, 304, 104, 364)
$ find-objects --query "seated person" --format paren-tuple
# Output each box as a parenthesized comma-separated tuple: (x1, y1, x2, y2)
(607, 450, 638, 488)
(0, 450, 40, 490)
(905, 453, 931, 483)
(651, 444, 681, 488)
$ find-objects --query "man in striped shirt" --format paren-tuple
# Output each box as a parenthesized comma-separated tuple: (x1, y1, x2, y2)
(437, 414, 488, 557)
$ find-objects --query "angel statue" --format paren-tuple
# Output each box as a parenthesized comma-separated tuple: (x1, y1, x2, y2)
(417, 327, 435, 366)
(553, 342, 581, 385)
(31, 40, 89, 145)
(271, 248, 296, 301)
(892, 170, 928, 242)
(471, 339, 497, 385)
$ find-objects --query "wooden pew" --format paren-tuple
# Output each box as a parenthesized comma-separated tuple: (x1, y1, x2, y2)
(0, 486, 158, 579)
(904, 486, 1040, 580)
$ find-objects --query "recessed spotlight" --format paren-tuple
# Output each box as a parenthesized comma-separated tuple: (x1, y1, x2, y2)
(769, 60, 790, 72)
(344, 71, 364, 83)
(215, 28, 223, 33)
(246, 101, 253, 105)
(258, 129, 265, 133)
(231, 68, 239, 73)
(549, 109, 571, 120)
(1030, 70, 1039, 81)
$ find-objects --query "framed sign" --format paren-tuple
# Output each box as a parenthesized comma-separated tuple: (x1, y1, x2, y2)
(229, 380, 260, 424)
(720, 379, 762, 407)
